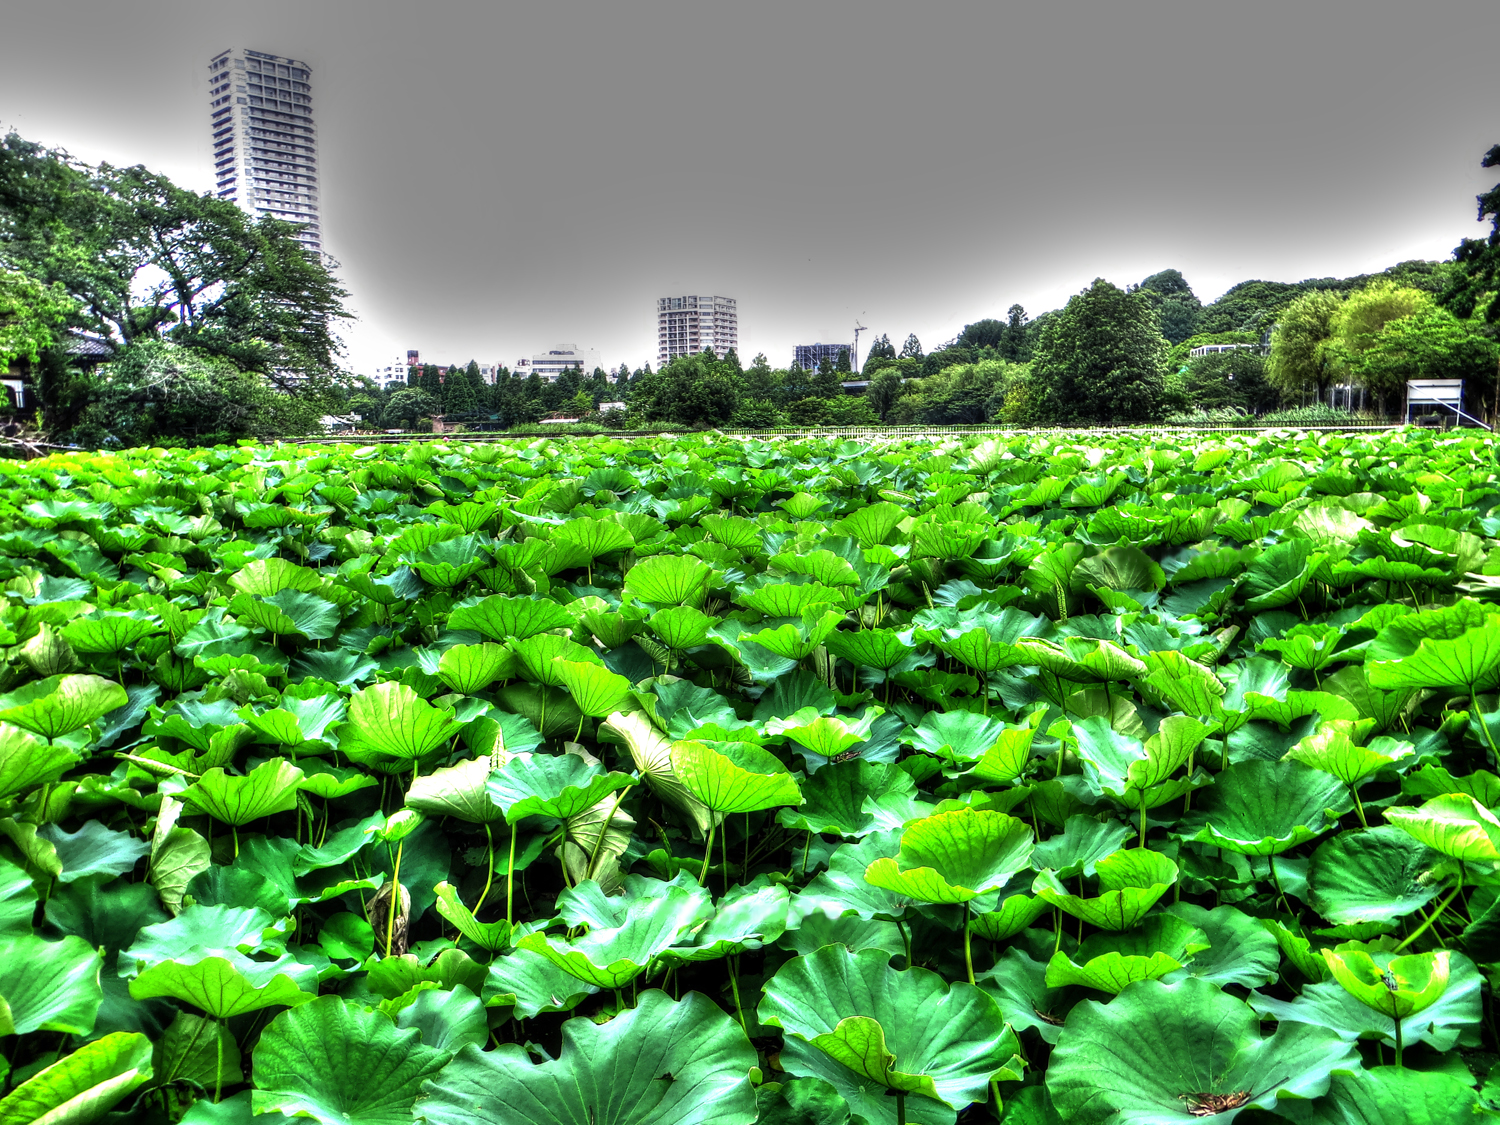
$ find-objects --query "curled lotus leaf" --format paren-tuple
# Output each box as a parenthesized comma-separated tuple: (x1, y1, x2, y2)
(0, 674, 128, 740)
(1033, 848, 1177, 931)
(864, 807, 1034, 904)
(670, 740, 802, 816)
(1191, 759, 1352, 856)
(1384, 793, 1500, 862)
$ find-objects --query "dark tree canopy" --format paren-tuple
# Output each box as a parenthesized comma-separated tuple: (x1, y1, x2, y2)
(1033, 279, 1168, 424)
(1442, 143, 1500, 333)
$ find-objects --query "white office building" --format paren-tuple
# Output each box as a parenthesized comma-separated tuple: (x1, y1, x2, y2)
(517, 345, 601, 382)
(657, 295, 737, 366)
(207, 48, 322, 253)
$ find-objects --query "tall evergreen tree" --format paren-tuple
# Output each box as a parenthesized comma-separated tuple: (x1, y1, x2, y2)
(835, 347, 852, 373)
(1000, 305, 1029, 361)
(900, 334, 924, 360)
(443, 367, 477, 415)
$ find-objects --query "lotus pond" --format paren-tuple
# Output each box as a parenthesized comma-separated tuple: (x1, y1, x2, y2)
(1, 428, 1500, 1125)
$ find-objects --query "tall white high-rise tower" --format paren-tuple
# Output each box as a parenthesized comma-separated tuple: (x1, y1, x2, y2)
(207, 49, 322, 253)
(657, 295, 737, 367)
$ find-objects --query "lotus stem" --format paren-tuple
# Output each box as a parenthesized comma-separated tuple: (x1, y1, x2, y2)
(699, 821, 716, 885)
(1138, 803, 1147, 849)
(476, 823, 495, 915)
(587, 783, 634, 877)
(215, 1018, 225, 1103)
(728, 954, 748, 1035)
(895, 1090, 906, 1125)
(231, 823, 239, 860)
(897, 917, 912, 966)
(1268, 853, 1289, 915)
(1350, 785, 1368, 829)
(1473, 693, 1500, 761)
(574, 715, 585, 743)
(385, 839, 404, 958)
(963, 902, 975, 986)
(1394, 1012, 1404, 1068)
(506, 821, 517, 926)
(1397, 873, 1463, 951)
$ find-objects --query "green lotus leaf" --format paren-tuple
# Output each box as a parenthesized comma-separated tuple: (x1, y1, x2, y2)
(671, 740, 801, 815)
(180, 759, 304, 826)
(1141, 649, 1229, 727)
(553, 660, 634, 718)
(743, 609, 845, 661)
(129, 953, 316, 1019)
(449, 594, 576, 642)
(624, 554, 713, 607)
(486, 947, 598, 1019)
(231, 590, 340, 640)
(518, 875, 713, 989)
(436, 643, 515, 694)
(487, 752, 634, 822)
(1047, 976, 1356, 1125)
(1402, 764, 1500, 806)
(1073, 546, 1166, 593)
(392, 983, 488, 1053)
(1014, 636, 1147, 684)
(649, 605, 717, 650)
(153, 1010, 242, 1093)
(663, 878, 790, 963)
(602, 711, 714, 834)
(778, 760, 915, 838)
(1043, 914, 1209, 993)
(0, 674, 128, 740)
(906, 710, 1011, 764)
(977, 948, 1076, 1048)
(251, 995, 452, 1125)
(797, 829, 913, 921)
(1367, 599, 1500, 693)
(1192, 759, 1351, 856)
(243, 691, 346, 749)
(434, 882, 512, 953)
(772, 711, 879, 761)
(1384, 792, 1500, 861)
(1284, 719, 1413, 786)
(1308, 825, 1443, 925)
(1323, 947, 1450, 1020)
(296, 761, 379, 800)
(405, 756, 506, 824)
(1319, 664, 1416, 732)
(1272, 1064, 1481, 1125)
(337, 681, 465, 767)
(972, 723, 1041, 785)
(364, 947, 488, 1001)
(409, 534, 490, 588)
(1162, 902, 1280, 988)
(0, 932, 102, 1036)
(1250, 949, 1482, 1052)
(1074, 714, 1208, 809)
(0, 1031, 153, 1125)
(36, 819, 147, 884)
(823, 628, 915, 671)
(60, 610, 164, 654)
(317, 912, 374, 963)
(419, 989, 757, 1125)
(754, 1077, 852, 1125)
(1033, 848, 1177, 931)
(0, 722, 80, 801)
(186, 865, 290, 917)
(863, 807, 1033, 904)
(1242, 539, 1326, 611)
(759, 945, 1022, 1113)
(969, 888, 1050, 941)
(150, 815, 211, 916)
(1029, 815, 1132, 879)
(229, 557, 323, 597)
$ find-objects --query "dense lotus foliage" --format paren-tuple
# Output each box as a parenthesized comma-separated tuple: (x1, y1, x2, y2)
(1, 428, 1500, 1123)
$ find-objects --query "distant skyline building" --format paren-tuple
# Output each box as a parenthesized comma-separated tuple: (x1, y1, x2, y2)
(516, 345, 601, 383)
(657, 295, 737, 366)
(793, 342, 851, 372)
(207, 48, 322, 253)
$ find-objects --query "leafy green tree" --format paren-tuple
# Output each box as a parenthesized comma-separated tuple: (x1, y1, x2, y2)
(345, 393, 382, 425)
(382, 386, 439, 430)
(442, 367, 478, 416)
(894, 360, 1013, 424)
(835, 347, 851, 374)
(864, 334, 895, 368)
(1342, 307, 1498, 416)
(958, 319, 1006, 349)
(629, 352, 739, 426)
(0, 266, 75, 369)
(464, 360, 487, 402)
(64, 340, 324, 447)
(823, 395, 877, 425)
(999, 304, 1029, 361)
(730, 398, 783, 428)
(1329, 283, 1432, 410)
(1136, 269, 1203, 345)
(1032, 280, 1167, 424)
(810, 356, 844, 399)
(899, 334, 924, 360)
(1441, 143, 1500, 335)
(742, 353, 779, 401)
(0, 132, 349, 393)
(787, 397, 828, 425)
(1266, 290, 1345, 404)
(1176, 351, 1279, 414)
(866, 368, 905, 421)
(721, 348, 741, 374)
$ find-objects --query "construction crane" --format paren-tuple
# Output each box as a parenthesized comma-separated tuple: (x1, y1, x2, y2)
(852, 320, 867, 375)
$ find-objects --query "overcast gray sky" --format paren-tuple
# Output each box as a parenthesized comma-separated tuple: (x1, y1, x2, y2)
(2, 1, 1495, 376)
